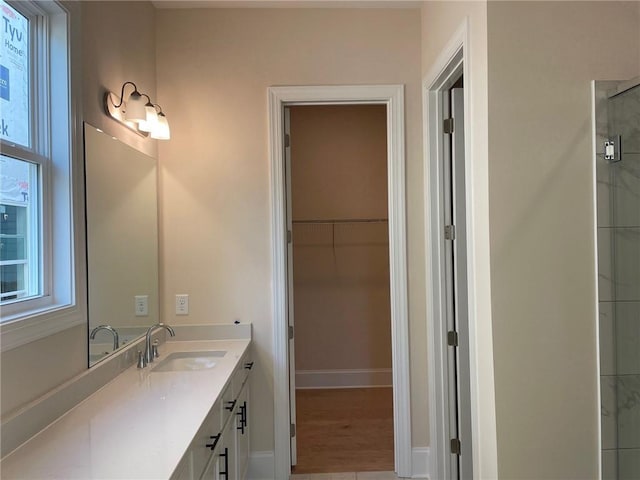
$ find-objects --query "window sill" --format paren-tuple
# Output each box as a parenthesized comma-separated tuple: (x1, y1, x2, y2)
(0, 303, 85, 352)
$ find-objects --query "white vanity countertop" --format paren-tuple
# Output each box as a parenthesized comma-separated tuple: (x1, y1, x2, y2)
(0, 339, 250, 479)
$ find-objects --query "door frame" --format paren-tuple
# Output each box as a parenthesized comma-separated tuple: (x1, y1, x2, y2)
(422, 19, 496, 480)
(268, 84, 412, 479)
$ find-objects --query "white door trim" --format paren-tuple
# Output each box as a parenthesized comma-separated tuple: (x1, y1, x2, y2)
(422, 18, 497, 480)
(268, 84, 412, 479)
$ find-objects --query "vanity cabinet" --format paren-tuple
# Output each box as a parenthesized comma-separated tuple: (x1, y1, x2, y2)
(172, 349, 252, 480)
(234, 382, 250, 480)
(208, 416, 237, 479)
(0, 339, 253, 480)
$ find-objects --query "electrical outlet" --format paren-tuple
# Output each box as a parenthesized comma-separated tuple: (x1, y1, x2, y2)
(135, 295, 149, 316)
(175, 294, 189, 315)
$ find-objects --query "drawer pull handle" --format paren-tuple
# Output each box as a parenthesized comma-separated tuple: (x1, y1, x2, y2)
(237, 404, 246, 434)
(242, 401, 248, 427)
(219, 447, 229, 478)
(225, 400, 237, 411)
(244, 362, 254, 370)
(206, 434, 220, 451)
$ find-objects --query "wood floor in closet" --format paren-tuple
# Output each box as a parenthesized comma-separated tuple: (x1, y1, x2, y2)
(292, 387, 394, 474)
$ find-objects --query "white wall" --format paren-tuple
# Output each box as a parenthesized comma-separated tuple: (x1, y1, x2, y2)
(423, 1, 640, 478)
(487, 2, 640, 478)
(155, 7, 427, 454)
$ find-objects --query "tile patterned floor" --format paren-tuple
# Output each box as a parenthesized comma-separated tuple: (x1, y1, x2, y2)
(290, 472, 406, 480)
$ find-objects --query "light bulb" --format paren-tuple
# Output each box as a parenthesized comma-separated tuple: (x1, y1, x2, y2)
(124, 91, 146, 123)
(151, 113, 170, 140)
(138, 105, 158, 132)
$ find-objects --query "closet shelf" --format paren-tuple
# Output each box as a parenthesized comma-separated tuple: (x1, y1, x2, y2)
(292, 218, 388, 225)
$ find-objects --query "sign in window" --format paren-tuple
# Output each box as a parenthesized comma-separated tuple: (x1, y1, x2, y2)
(0, 0, 30, 147)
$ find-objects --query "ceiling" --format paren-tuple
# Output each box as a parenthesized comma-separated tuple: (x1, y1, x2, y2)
(151, 0, 422, 9)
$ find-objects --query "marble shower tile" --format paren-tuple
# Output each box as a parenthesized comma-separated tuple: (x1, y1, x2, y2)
(603, 449, 618, 480)
(596, 154, 614, 228)
(600, 302, 616, 376)
(290, 474, 357, 480)
(595, 81, 616, 145)
(602, 375, 618, 450)
(611, 154, 640, 227)
(617, 375, 640, 449)
(616, 302, 640, 375)
(609, 85, 640, 154)
(356, 473, 403, 480)
(613, 228, 640, 301)
(598, 228, 614, 302)
(619, 448, 640, 480)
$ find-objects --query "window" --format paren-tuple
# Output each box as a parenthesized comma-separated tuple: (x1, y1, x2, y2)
(0, 0, 83, 349)
(1, 156, 39, 302)
(0, 1, 40, 303)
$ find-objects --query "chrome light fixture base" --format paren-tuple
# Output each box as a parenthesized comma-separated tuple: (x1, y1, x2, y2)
(103, 81, 170, 140)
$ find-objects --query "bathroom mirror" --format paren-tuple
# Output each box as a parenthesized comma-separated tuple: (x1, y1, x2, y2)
(84, 123, 159, 366)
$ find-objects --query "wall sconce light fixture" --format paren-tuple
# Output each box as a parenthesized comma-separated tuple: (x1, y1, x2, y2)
(104, 81, 171, 140)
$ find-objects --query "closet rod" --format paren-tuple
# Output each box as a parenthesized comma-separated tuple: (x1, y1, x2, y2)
(292, 218, 388, 225)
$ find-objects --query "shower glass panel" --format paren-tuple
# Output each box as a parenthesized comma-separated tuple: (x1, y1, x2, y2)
(596, 78, 640, 480)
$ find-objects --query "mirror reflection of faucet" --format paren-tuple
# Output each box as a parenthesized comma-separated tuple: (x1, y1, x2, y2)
(138, 323, 175, 369)
(89, 325, 120, 351)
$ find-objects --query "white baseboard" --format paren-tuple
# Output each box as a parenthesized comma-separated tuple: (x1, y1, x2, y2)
(246, 447, 429, 479)
(295, 369, 392, 389)
(411, 447, 430, 478)
(247, 451, 275, 480)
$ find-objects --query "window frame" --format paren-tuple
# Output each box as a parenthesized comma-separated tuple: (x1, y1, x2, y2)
(0, 0, 85, 351)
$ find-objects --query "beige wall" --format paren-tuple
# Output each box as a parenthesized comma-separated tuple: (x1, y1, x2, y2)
(156, 7, 426, 452)
(290, 105, 388, 221)
(1, 2, 635, 474)
(1, 326, 86, 416)
(81, 1, 157, 157)
(289, 105, 391, 373)
(1, 1, 157, 419)
(487, 2, 640, 479)
(421, 1, 498, 476)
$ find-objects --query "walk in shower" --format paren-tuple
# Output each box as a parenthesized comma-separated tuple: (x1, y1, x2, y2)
(596, 77, 640, 480)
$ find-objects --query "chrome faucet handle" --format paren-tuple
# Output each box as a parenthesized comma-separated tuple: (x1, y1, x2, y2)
(137, 351, 146, 369)
(143, 323, 175, 365)
(89, 324, 120, 351)
(152, 339, 159, 359)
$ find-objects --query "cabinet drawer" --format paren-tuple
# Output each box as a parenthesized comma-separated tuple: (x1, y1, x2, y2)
(233, 353, 253, 397)
(232, 366, 245, 399)
(221, 381, 235, 425)
(191, 400, 223, 478)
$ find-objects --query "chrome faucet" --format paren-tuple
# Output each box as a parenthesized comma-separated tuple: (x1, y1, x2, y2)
(89, 325, 120, 350)
(143, 323, 175, 365)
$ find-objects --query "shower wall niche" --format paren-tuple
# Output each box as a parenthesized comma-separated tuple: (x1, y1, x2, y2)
(595, 78, 640, 480)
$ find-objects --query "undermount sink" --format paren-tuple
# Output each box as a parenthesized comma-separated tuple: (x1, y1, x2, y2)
(152, 350, 227, 372)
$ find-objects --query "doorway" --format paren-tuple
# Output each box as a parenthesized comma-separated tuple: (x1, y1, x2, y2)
(424, 42, 474, 479)
(286, 104, 393, 474)
(441, 77, 473, 480)
(268, 85, 412, 479)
